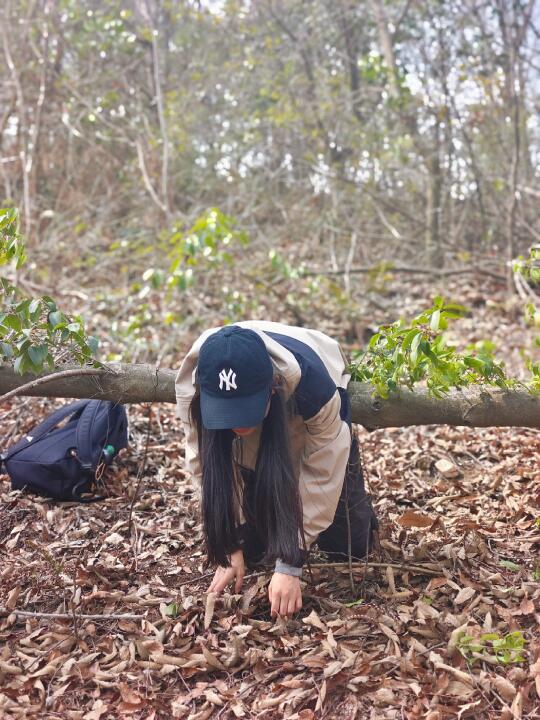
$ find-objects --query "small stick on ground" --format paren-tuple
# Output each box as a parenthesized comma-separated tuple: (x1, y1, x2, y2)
(128, 397, 156, 537)
(0, 608, 146, 622)
(307, 561, 443, 575)
(345, 483, 356, 595)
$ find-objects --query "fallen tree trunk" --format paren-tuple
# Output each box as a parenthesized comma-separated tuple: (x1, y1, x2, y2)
(0, 364, 176, 405)
(1, 363, 539, 429)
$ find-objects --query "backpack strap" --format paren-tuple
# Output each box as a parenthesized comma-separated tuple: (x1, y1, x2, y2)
(71, 477, 106, 503)
(2, 400, 90, 461)
(75, 400, 104, 471)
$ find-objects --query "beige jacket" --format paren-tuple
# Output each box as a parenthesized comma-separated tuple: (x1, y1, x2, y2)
(175, 321, 351, 550)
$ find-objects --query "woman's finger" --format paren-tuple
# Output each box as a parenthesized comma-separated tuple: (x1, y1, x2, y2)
(218, 572, 235, 593)
(288, 599, 296, 617)
(234, 568, 244, 594)
(270, 590, 280, 618)
(279, 594, 289, 618)
(208, 576, 218, 593)
(295, 594, 302, 613)
(211, 569, 231, 594)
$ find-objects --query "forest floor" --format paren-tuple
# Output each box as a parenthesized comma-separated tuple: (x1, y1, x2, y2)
(0, 275, 539, 719)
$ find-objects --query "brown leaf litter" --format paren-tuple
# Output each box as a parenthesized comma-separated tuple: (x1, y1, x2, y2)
(1, 400, 538, 719)
(1, 275, 539, 719)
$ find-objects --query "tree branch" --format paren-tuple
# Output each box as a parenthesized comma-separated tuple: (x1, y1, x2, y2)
(0, 363, 175, 404)
(0, 367, 107, 404)
(301, 264, 506, 282)
(1, 363, 540, 429)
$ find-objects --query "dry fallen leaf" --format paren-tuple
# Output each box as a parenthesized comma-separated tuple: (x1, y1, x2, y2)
(510, 689, 523, 719)
(457, 699, 481, 718)
(454, 586, 476, 605)
(435, 458, 461, 478)
(445, 680, 475, 698)
(83, 700, 108, 720)
(204, 592, 216, 629)
(492, 675, 517, 703)
(529, 658, 540, 699)
(104, 532, 124, 545)
(396, 510, 435, 528)
(373, 688, 395, 705)
(323, 660, 344, 678)
(302, 609, 326, 631)
(5, 585, 21, 611)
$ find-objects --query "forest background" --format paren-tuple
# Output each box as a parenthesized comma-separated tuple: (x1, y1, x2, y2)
(1, 1, 539, 719)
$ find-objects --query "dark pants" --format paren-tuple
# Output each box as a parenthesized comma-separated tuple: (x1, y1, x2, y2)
(239, 425, 378, 566)
(316, 434, 378, 560)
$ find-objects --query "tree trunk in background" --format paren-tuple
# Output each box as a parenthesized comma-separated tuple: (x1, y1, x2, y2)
(369, 0, 444, 268)
(425, 121, 443, 267)
(494, 0, 536, 291)
(368, 0, 400, 101)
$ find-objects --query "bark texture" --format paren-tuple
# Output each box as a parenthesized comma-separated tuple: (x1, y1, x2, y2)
(0, 364, 176, 405)
(1, 363, 539, 429)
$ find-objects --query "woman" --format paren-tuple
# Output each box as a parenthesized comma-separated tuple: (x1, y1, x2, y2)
(175, 321, 377, 617)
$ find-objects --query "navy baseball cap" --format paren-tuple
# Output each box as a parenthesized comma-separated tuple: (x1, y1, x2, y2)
(197, 326, 274, 430)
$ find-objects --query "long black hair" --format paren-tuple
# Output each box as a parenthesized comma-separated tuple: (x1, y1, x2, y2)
(189, 378, 304, 567)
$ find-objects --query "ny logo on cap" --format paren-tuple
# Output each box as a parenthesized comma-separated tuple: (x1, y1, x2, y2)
(218, 368, 237, 391)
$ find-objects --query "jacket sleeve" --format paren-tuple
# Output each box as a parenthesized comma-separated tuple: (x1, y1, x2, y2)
(175, 330, 214, 495)
(299, 389, 351, 548)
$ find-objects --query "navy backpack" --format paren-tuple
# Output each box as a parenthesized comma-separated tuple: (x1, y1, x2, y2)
(1, 399, 128, 501)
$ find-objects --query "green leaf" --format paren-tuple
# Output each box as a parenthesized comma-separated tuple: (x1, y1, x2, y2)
(0, 342, 13, 358)
(4, 314, 21, 332)
(87, 336, 99, 354)
(13, 354, 27, 375)
(344, 598, 364, 607)
(500, 560, 520, 572)
(42, 297, 57, 311)
(164, 602, 178, 617)
(410, 332, 422, 362)
(430, 309, 441, 331)
(28, 344, 48, 369)
(463, 357, 485, 373)
(29, 299, 41, 315)
(48, 310, 64, 328)
(403, 329, 421, 350)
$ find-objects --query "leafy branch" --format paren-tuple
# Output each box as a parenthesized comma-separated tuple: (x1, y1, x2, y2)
(0, 208, 99, 375)
(457, 630, 527, 666)
(142, 208, 249, 295)
(514, 246, 540, 387)
(348, 297, 518, 398)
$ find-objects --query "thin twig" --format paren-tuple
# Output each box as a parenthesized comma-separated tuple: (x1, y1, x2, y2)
(345, 479, 356, 595)
(128, 404, 153, 533)
(175, 559, 444, 592)
(307, 561, 442, 575)
(0, 608, 145, 621)
(70, 565, 80, 644)
(301, 264, 506, 282)
(128, 369, 159, 535)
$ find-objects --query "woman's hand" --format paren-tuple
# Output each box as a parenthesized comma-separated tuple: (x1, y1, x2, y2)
(268, 572, 302, 617)
(208, 549, 245, 594)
